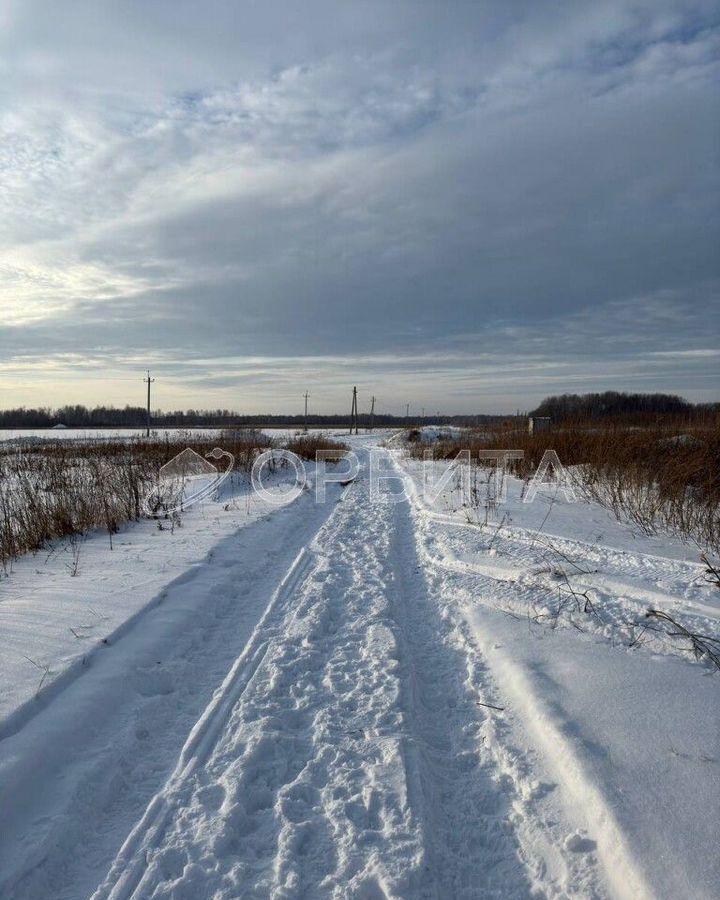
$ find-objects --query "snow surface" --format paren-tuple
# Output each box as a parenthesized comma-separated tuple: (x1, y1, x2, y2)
(0, 428, 226, 443)
(0, 427, 343, 443)
(0, 434, 718, 899)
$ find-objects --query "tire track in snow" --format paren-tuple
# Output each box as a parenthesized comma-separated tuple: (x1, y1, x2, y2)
(405, 487, 707, 578)
(93, 549, 315, 900)
(426, 524, 717, 621)
(1, 486, 351, 900)
(397, 455, 718, 656)
(393, 450, 710, 595)
(382, 453, 612, 899)
(93, 467, 427, 899)
(438, 525, 714, 607)
(414, 524, 718, 652)
(384, 496, 540, 898)
(92, 447, 618, 899)
(92, 484, 355, 900)
(391, 453, 657, 899)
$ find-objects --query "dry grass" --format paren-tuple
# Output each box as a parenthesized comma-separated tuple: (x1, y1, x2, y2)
(282, 432, 350, 460)
(0, 430, 348, 570)
(406, 415, 720, 554)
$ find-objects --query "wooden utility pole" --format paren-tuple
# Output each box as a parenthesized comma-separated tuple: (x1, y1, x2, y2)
(349, 386, 359, 435)
(303, 391, 310, 432)
(405, 403, 410, 426)
(143, 370, 155, 437)
(369, 395, 376, 431)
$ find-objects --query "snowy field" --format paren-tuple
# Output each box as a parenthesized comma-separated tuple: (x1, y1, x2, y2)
(0, 433, 718, 899)
(0, 427, 348, 444)
(0, 428, 226, 443)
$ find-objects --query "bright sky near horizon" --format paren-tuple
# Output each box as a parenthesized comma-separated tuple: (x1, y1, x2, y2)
(1, 0, 719, 415)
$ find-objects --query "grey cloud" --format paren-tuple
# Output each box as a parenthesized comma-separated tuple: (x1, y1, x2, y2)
(1, 1, 718, 410)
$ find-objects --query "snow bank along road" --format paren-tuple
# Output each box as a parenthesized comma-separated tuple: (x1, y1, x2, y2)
(1, 441, 718, 899)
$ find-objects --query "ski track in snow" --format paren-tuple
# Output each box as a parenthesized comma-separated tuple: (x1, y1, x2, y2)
(1, 441, 717, 899)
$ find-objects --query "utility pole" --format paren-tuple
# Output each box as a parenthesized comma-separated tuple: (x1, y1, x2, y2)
(405, 403, 410, 427)
(303, 391, 310, 432)
(143, 370, 155, 437)
(349, 386, 359, 435)
(369, 395, 376, 431)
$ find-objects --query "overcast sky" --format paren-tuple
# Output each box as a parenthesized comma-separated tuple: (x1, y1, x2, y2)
(1, 0, 718, 415)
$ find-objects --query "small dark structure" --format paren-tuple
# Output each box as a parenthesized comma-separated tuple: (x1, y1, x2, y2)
(528, 416, 551, 434)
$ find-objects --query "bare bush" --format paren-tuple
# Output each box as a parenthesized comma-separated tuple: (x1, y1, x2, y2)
(282, 432, 350, 460)
(0, 447, 145, 569)
(644, 609, 720, 670)
(407, 415, 720, 555)
(0, 429, 346, 570)
(700, 553, 720, 589)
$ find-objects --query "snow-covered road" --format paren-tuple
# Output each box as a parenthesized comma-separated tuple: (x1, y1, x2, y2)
(1, 441, 718, 899)
(91, 449, 575, 900)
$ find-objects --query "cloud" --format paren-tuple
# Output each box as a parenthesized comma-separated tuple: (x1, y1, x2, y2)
(1, 1, 718, 411)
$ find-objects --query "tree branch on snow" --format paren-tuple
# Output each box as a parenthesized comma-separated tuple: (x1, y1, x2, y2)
(644, 609, 720, 671)
(22, 655, 52, 695)
(700, 553, 720, 589)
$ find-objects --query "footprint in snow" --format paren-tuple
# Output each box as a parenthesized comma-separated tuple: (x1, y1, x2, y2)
(564, 831, 597, 853)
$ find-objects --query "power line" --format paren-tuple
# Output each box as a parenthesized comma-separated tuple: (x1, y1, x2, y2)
(303, 391, 310, 432)
(349, 386, 359, 435)
(143, 370, 155, 437)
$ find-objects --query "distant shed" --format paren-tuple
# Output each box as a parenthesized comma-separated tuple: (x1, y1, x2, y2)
(528, 416, 551, 434)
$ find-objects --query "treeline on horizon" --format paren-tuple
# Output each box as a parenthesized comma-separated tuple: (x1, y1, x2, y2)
(530, 391, 718, 423)
(0, 404, 501, 429)
(0, 392, 716, 429)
